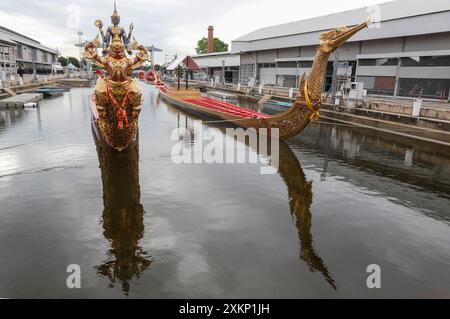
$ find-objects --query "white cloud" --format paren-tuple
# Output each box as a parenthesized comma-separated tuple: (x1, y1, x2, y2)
(0, 0, 390, 64)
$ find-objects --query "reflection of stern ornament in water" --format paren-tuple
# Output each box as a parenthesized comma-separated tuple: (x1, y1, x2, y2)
(279, 143, 337, 289)
(174, 115, 337, 289)
(93, 130, 152, 295)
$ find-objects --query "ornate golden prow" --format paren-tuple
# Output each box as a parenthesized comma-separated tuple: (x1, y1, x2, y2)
(85, 2, 149, 151)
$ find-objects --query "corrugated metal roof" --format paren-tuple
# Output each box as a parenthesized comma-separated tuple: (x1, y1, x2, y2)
(192, 51, 237, 58)
(233, 0, 450, 42)
(193, 53, 240, 68)
(232, 10, 450, 53)
(0, 26, 58, 53)
(0, 33, 15, 45)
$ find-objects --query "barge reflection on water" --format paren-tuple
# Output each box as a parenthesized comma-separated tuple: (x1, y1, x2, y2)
(0, 85, 449, 298)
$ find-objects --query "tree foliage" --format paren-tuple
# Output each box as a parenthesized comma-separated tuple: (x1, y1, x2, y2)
(195, 37, 228, 55)
(58, 56, 81, 68)
(58, 56, 68, 66)
(67, 57, 81, 68)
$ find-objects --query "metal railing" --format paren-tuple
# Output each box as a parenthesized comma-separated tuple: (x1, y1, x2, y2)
(0, 53, 16, 63)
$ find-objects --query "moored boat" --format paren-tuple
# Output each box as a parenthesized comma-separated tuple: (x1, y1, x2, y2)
(35, 86, 69, 98)
(157, 18, 371, 140)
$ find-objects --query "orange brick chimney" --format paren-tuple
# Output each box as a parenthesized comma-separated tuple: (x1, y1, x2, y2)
(207, 26, 214, 54)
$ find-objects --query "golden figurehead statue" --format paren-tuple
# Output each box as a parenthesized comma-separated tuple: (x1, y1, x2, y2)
(84, 1, 150, 151)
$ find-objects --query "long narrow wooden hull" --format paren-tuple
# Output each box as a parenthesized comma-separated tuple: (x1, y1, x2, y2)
(157, 84, 313, 140)
(155, 20, 372, 140)
(90, 94, 138, 152)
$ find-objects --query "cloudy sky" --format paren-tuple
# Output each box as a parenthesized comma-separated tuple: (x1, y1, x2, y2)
(0, 0, 388, 64)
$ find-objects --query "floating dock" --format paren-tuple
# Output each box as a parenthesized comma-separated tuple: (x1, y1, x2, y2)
(0, 93, 43, 109)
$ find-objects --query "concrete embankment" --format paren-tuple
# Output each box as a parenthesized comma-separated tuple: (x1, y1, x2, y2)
(193, 81, 450, 148)
(0, 76, 94, 101)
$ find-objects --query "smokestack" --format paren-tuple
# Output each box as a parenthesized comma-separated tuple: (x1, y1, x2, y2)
(207, 26, 214, 54)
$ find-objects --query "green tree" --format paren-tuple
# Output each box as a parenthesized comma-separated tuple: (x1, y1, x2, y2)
(58, 56, 68, 66)
(195, 37, 228, 55)
(67, 57, 81, 68)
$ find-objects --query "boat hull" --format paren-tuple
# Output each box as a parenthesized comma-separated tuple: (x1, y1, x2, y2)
(157, 85, 313, 140)
(90, 93, 139, 152)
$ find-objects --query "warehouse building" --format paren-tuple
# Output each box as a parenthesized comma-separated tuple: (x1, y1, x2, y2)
(0, 26, 58, 79)
(194, 0, 450, 100)
(192, 51, 240, 83)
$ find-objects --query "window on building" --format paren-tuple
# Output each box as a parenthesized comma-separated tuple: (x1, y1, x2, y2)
(299, 61, 313, 68)
(258, 63, 276, 68)
(240, 64, 255, 82)
(356, 76, 396, 96)
(401, 55, 450, 67)
(17, 45, 23, 59)
(359, 58, 398, 66)
(277, 75, 297, 88)
(277, 61, 297, 68)
(398, 78, 450, 99)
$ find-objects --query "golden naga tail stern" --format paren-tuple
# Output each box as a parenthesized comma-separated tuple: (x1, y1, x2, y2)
(319, 17, 372, 53)
(296, 18, 372, 110)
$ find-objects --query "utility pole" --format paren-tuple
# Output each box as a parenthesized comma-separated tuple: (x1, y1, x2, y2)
(77, 31, 84, 70)
(222, 60, 225, 85)
(32, 48, 37, 83)
(331, 49, 340, 102)
(185, 58, 189, 90)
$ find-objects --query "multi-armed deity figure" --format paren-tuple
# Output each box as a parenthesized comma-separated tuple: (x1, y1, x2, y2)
(84, 1, 149, 152)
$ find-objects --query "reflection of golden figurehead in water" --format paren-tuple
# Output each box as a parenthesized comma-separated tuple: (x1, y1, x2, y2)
(278, 143, 336, 289)
(93, 133, 152, 295)
(174, 115, 336, 289)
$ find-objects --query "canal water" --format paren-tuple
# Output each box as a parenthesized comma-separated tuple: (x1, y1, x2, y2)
(0, 84, 449, 298)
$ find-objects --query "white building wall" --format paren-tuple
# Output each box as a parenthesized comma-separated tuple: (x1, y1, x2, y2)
(399, 67, 450, 79)
(300, 46, 316, 57)
(259, 68, 277, 85)
(276, 68, 297, 76)
(257, 50, 277, 63)
(338, 42, 360, 60)
(278, 47, 299, 58)
(194, 54, 240, 68)
(240, 53, 257, 65)
(297, 67, 312, 76)
(361, 38, 404, 55)
(404, 33, 450, 52)
(357, 66, 398, 77)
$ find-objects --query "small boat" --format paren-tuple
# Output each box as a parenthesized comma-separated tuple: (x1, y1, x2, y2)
(157, 19, 371, 140)
(267, 100, 292, 108)
(35, 86, 69, 98)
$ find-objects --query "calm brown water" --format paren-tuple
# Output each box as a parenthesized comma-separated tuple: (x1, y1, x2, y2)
(0, 84, 450, 298)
